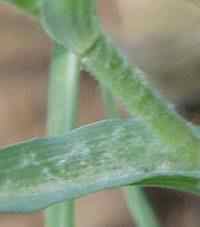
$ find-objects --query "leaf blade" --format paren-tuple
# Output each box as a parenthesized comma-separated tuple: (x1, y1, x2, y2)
(0, 119, 199, 212)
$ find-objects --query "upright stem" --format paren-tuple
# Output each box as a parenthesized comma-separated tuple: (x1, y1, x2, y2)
(101, 85, 119, 118)
(126, 187, 160, 227)
(101, 87, 160, 227)
(47, 45, 80, 134)
(82, 36, 200, 165)
(46, 44, 80, 227)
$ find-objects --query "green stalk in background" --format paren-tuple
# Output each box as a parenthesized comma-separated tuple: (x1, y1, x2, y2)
(126, 187, 160, 227)
(101, 87, 160, 227)
(47, 45, 80, 134)
(101, 85, 119, 118)
(46, 44, 80, 227)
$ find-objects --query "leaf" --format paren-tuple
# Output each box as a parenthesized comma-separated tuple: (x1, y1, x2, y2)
(0, 119, 199, 213)
(41, 0, 101, 55)
(0, 0, 41, 15)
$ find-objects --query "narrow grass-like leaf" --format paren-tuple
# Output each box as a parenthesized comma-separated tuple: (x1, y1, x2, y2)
(0, 119, 199, 213)
(101, 87, 161, 227)
(0, 0, 41, 15)
(41, 0, 101, 55)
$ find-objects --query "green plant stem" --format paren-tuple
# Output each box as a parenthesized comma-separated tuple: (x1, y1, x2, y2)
(46, 44, 80, 227)
(126, 187, 160, 227)
(82, 35, 200, 165)
(84, 35, 188, 143)
(47, 45, 80, 134)
(101, 85, 119, 118)
(42, 0, 200, 165)
(101, 87, 160, 227)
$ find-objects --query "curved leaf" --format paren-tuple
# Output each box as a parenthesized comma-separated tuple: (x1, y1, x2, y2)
(1, 0, 41, 15)
(0, 119, 199, 213)
(41, 0, 101, 55)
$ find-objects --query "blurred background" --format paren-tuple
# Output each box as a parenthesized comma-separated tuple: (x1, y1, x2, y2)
(0, 0, 200, 226)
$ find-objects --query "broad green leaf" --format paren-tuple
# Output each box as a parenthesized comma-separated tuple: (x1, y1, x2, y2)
(0, 119, 199, 213)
